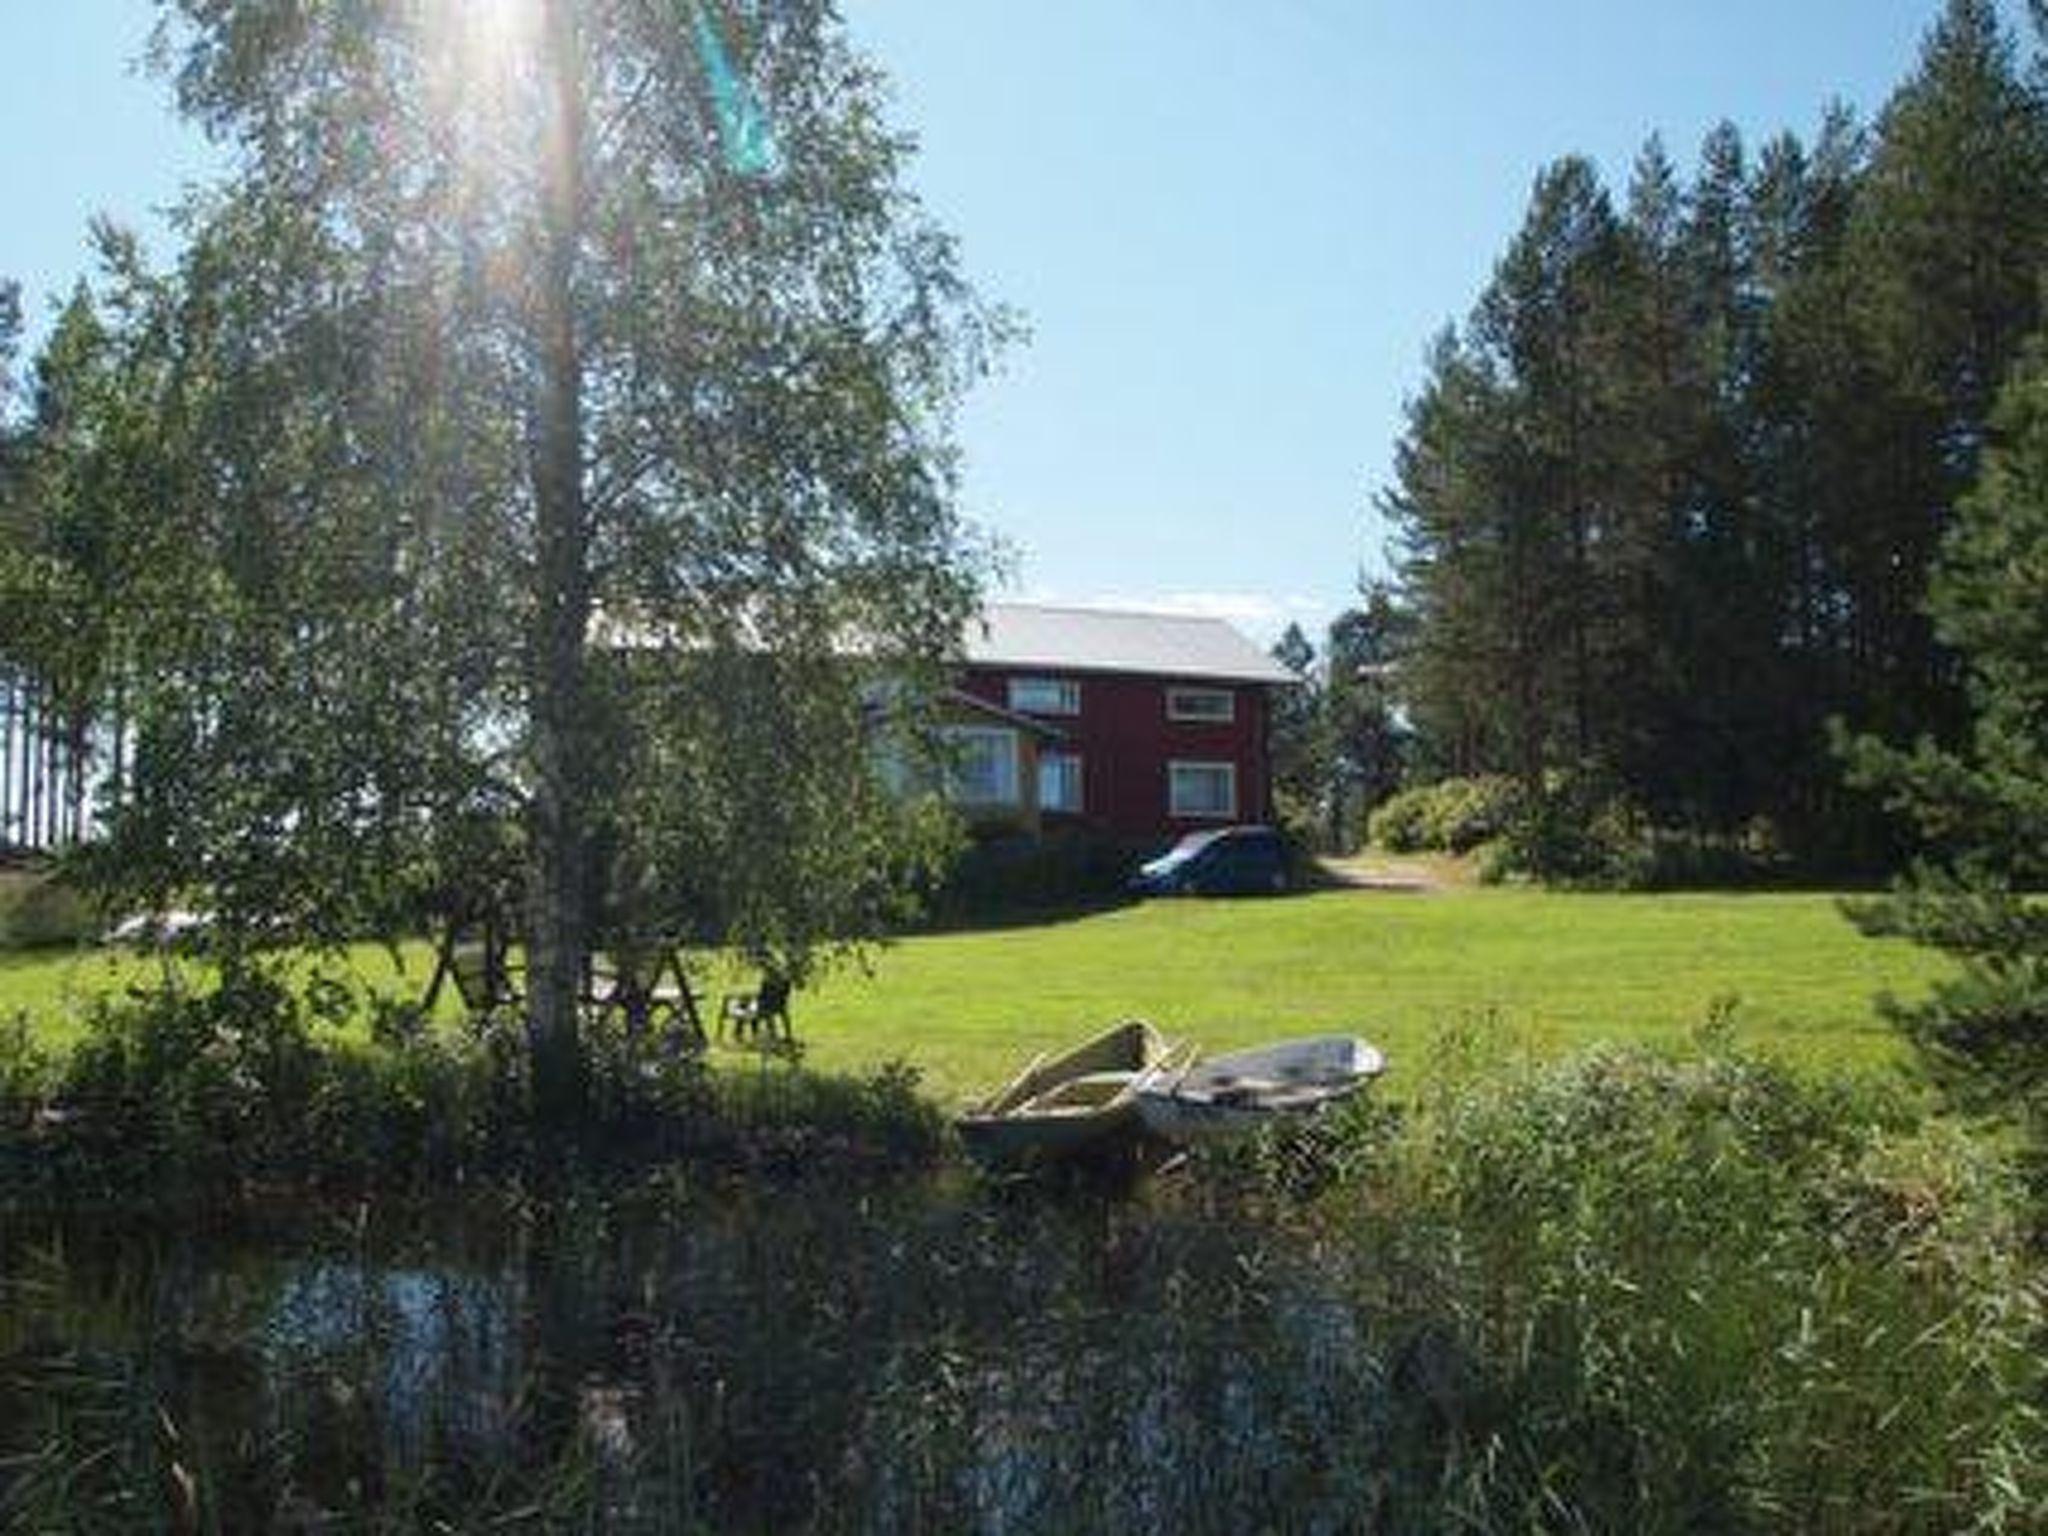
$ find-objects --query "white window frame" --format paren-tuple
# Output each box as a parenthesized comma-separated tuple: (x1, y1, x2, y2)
(1038, 750, 1083, 813)
(1007, 676, 1081, 716)
(1166, 686, 1236, 723)
(943, 726, 1020, 806)
(870, 738, 913, 798)
(1168, 760, 1238, 820)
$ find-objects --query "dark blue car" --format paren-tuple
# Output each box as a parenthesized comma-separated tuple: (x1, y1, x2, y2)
(1129, 825, 1292, 897)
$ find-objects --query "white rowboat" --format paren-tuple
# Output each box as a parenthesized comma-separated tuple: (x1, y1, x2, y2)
(1136, 1035, 1385, 1143)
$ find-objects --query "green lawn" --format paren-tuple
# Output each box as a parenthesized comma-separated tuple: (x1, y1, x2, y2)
(3, 886, 1949, 1105)
(795, 887, 1946, 1100)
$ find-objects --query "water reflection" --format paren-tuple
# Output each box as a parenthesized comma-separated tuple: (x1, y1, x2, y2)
(265, 1262, 521, 1462)
(2, 1181, 1393, 1530)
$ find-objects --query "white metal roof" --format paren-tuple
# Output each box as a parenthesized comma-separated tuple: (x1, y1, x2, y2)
(963, 603, 1296, 685)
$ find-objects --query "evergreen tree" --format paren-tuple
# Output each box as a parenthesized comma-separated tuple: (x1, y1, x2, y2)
(0, 239, 184, 846)
(1841, 340, 2048, 1127)
(0, 278, 21, 507)
(1380, 0, 2048, 877)
(1391, 158, 1637, 793)
(1384, 324, 1532, 780)
(1267, 621, 1326, 837)
(1604, 131, 1726, 822)
(1265, 600, 1411, 854)
(1324, 588, 1410, 843)
(1746, 107, 1880, 854)
(0, 279, 19, 421)
(1831, 0, 2048, 748)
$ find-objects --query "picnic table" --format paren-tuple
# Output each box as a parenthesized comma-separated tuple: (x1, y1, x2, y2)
(423, 921, 709, 1055)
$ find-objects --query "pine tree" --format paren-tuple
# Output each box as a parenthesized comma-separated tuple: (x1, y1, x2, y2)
(1267, 622, 1325, 837)
(1324, 589, 1410, 841)
(1392, 158, 1639, 794)
(1381, 0, 2048, 877)
(1384, 324, 1537, 780)
(1834, 0, 2048, 748)
(1841, 340, 2048, 1127)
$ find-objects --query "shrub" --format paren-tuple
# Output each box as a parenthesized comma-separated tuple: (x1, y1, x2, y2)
(1368, 776, 1520, 855)
(1470, 837, 1518, 886)
(0, 1012, 53, 1135)
(54, 964, 326, 1189)
(1428, 775, 1521, 852)
(1632, 825, 1786, 888)
(1481, 774, 1789, 890)
(928, 825, 1137, 919)
(1367, 784, 1431, 852)
(0, 872, 102, 949)
(1373, 773, 1794, 888)
(3, 968, 952, 1205)
(1485, 771, 1637, 885)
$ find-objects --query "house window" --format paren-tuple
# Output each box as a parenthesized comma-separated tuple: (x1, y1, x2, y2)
(943, 726, 1019, 805)
(1166, 686, 1235, 723)
(1007, 676, 1080, 716)
(1168, 760, 1237, 819)
(870, 739, 913, 798)
(1039, 751, 1083, 813)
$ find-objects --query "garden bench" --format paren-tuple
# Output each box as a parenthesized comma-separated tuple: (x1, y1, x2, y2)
(719, 972, 794, 1050)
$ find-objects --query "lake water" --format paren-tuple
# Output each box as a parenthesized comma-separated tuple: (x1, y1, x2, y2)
(1, 1175, 1422, 1532)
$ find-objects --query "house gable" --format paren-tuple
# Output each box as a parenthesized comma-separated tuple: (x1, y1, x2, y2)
(953, 605, 1289, 843)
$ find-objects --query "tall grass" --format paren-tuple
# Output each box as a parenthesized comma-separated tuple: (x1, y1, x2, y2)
(3, 1033, 2043, 1531)
(0, 971, 947, 1210)
(1335, 1047, 2046, 1530)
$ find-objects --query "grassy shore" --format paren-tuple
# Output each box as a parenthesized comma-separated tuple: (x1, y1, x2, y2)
(5, 883, 2036, 1529)
(5, 884, 1948, 1102)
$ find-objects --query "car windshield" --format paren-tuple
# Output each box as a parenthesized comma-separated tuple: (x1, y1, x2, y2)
(1152, 830, 1229, 867)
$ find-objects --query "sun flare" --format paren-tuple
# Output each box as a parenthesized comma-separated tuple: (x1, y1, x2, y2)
(417, 0, 550, 137)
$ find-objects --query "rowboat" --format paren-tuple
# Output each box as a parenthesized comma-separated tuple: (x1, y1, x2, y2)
(956, 1019, 1179, 1169)
(1135, 1035, 1385, 1143)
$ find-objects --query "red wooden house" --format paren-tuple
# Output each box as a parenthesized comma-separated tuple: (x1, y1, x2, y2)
(948, 603, 1295, 843)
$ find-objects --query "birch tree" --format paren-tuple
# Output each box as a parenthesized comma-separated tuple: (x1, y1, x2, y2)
(109, 0, 1002, 1121)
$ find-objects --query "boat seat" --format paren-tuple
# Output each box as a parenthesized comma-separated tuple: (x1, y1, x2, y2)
(1020, 1070, 1139, 1114)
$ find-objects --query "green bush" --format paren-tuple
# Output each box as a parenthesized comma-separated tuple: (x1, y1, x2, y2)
(1368, 776, 1520, 854)
(1478, 775, 1790, 890)
(1367, 784, 1431, 851)
(1372, 773, 1793, 888)
(1471, 836, 1518, 886)
(928, 825, 1137, 919)
(55, 965, 329, 1189)
(0, 872, 102, 949)
(1429, 775, 1521, 851)
(1489, 771, 1640, 884)
(0, 1012, 54, 1129)
(2, 967, 951, 1205)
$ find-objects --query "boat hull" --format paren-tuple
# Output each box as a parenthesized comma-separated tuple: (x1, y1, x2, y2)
(957, 1098, 1143, 1167)
(957, 1020, 1173, 1171)
(1136, 1035, 1385, 1144)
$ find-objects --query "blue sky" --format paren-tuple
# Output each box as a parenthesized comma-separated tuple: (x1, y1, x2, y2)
(1, 2, 2022, 644)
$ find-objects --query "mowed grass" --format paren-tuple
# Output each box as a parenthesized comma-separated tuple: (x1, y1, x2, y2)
(5, 885, 1950, 1105)
(797, 888, 1946, 1101)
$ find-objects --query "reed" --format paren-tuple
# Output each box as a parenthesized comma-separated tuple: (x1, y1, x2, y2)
(3, 1035, 2043, 1531)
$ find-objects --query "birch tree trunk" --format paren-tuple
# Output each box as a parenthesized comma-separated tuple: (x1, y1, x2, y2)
(526, 0, 592, 1130)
